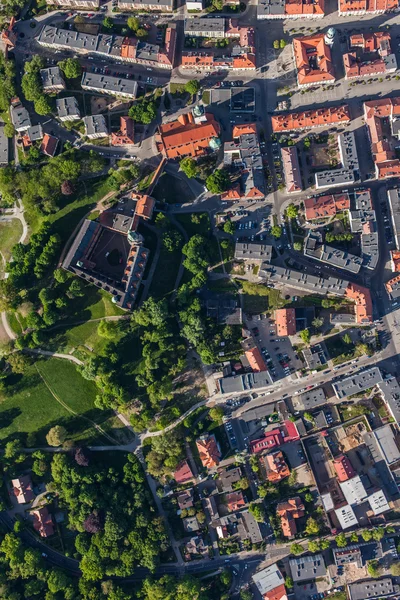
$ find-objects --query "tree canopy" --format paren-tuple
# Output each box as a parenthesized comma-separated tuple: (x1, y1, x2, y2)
(206, 169, 230, 194)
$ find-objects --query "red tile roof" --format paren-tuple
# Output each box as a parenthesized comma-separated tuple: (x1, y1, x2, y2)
(271, 105, 350, 133)
(32, 507, 54, 538)
(364, 96, 400, 179)
(333, 455, 356, 482)
(293, 34, 335, 86)
(111, 116, 134, 145)
(263, 451, 291, 483)
(339, 0, 397, 15)
(158, 113, 220, 159)
(40, 134, 58, 157)
(304, 193, 350, 220)
(345, 282, 373, 324)
(277, 497, 305, 537)
(250, 429, 283, 454)
(12, 475, 35, 504)
(174, 460, 194, 484)
(281, 146, 302, 193)
(196, 434, 221, 469)
(285, 0, 324, 14)
(281, 420, 300, 443)
(133, 194, 155, 220)
(226, 491, 246, 512)
(264, 584, 289, 600)
(245, 347, 267, 372)
(275, 308, 296, 336)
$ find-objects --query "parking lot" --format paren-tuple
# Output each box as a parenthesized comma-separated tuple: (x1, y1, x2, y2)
(232, 206, 274, 243)
(244, 315, 304, 382)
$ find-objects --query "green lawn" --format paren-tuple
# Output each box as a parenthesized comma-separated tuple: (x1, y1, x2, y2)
(153, 173, 195, 205)
(0, 220, 23, 276)
(0, 358, 118, 446)
(239, 281, 286, 315)
(46, 320, 119, 357)
(325, 335, 356, 365)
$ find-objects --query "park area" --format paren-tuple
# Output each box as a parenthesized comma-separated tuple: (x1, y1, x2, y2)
(152, 173, 194, 205)
(0, 220, 23, 277)
(240, 280, 286, 314)
(0, 357, 134, 446)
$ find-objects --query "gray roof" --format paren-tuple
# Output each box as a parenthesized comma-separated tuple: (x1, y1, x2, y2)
(295, 387, 326, 410)
(348, 578, 397, 600)
(338, 131, 360, 172)
(26, 124, 43, 142)
(388, 188, 400, 249)
(56, 96, 80, 120)
(355, 188, 373, 211)
(81, 72, 138, 98)
(372, 424, 400, 465)
(332, 367, 383, 399)
(10, 103, 31, 131)
(218, 371, 272, 394)
(261, 265, 348, 296)
(83, 114, 108, 137)
(136, 41, 160, 62)
(289, 554, 326, 582)
(363, 429, 400, 499)
(253, 565, 284, 596)
(230, 87, 255, 113)
(257, 0, 285, 17)
(340, 475, 368, 505)
(331, 313, 356, 324)
(302, 347, 323, 370)
(387, 276, 400, 300)
(315, 132, 359, 188)
(378, 377, 400, 424)
(184, 17, 225, 35)
(238, 510, 263, 543)
(315, 168, 355, 188)
(361, 232, 379, 269)
(217, 466, 242, 492)
(40, 66, 64, 89)
(38, 25, 99, 52)
(118, 0, 173, 6)
(384, 53, 397, 71)
(0, 124, 8, 165)
(304, 236, 362, 274)
(234, 242, 272, 262)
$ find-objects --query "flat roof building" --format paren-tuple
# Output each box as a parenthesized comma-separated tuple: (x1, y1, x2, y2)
(294, 387, 326, 411)
(257, 0, 324, 19)
(184, 17, 225, 37)
(372, 424, 400, 466)
(262, 265, 348, 296)
(368, 489, 390, 515)
(234, 242, 272, 262)
(253, 564, 285, 597)
(348, 578, 398, 600)
(335, 504, 358, 529)
(339, 475, 368, 505)
(332, 367, 383, 399)
(118, 0, 173, 9)
(387, 188, 400, 249)
(81, 72, 138, 98)
(289, 554, 326, 582)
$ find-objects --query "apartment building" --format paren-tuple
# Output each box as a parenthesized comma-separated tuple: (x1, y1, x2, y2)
(339, 0, 398, 16)
(257, 0, 324, 18)
(83, 115, 108, 139)
(364, 96, 400, 179)
(45, 0, 99, 7)
(81, 73, 138, 99)
(118, 0, 173, 9)
(293, 34, 335, 87)
(281, 146, 302, 193)
(40, 67, 66, 93)
(157, 112, 220, 159)
(56, 97, 81, 122)
(271, 105, 350, 133)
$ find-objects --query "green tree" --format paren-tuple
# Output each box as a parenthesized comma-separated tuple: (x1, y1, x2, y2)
(34, 94, 52, 116)
(271, 225, 282, 238)
(4, 439, 22, 459)
(127, 16, 140, 31)
(46, 425, 68, 447)
(372, 527, 385, 541)
(180, 157, 198, 179)
(290, 543, 304, 555)
(286, 203, 298, 219)
(240, 591, 253, 600)
(223, 219, 235, 235)
(350, 532, 359, 543)
(163, 230, 183, 252)
(102, 16, 114, 30)
(249, 503, 265, 522)
(293, 241, 302, 251)
(367, 560, 380, 578)
(312, 317, 324, 329)
(391, 562, 400, 576)
(209, 406, 224, 423)
(319, 539, 330, 550)
(185, 80, 200, 95)
(299, 329, 311, 344)
(4, 122, 15, 138)
(273, 39, 280, 49)
(136, 27, 148, 39)
(305, 517, 320, 536)
(285, 576, 293, 589)
(58, 58, 81, 79)
(342, 333, 352, 345)
(206, 169, 230, 194)
(335, 533, 347, 548)
(280, 39, 286, 48)
(220, 569, 232, 587)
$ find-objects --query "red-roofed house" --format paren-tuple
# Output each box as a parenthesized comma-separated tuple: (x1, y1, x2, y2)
(11, 475, 35, 504)
(364, 96, 400, 179)
(345, 282, 373, 324)
(264, 584, 288, 600)
(333, 455, 356, 482)
(275, 308, 296, 336)
(262, 451, 291, 483)
(271, 105, 350, 133)
(293, 34, 335, 87)
(196, 434, 221, 469)
(250, 429, 283, 454)
(226, 491, 246, 512)
(157, 112, 220, 159)
(304, 193, 350, 221)
(281, 420, 300, 443)
(281, 146, 303, 193)
(40, 133, 58, 157)
(111, 116, 134, 145)
(339, 0, 397, 16)
(277, 497, 305, 537)
(32, 507, 55, 538)
(391, 250, 400, 272)
(132, 194, 155, 220)
(245, 347, 267, 373)
(174, 460, 194, 484)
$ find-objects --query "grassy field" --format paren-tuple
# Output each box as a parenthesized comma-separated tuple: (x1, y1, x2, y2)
(325, 335, 356, 365)
(0, 358, 125, 446)
(153, 173, 195, 205)
(46, 320, 124, 357)
(0, 220, 23, 276)
(175, 212, 210, 236)
(240, 281, 286, 315)
(148, 246, 182, 300)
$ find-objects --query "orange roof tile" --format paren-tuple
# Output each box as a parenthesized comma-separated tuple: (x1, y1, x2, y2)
(226, 491, 246, 512)
(293, 34, 335, 86)
(333, 455, 356, 482)
(275, 308, 296, 336)
(265, 584, 289, 600)
(271, 105, 350, 133)
(263, 451, 291, 483)
(245, 347, 267, 372)
(232, 123, 257, 137)
(345, 282, 373, 324)
(133, 194, 155, 220)
(391, 250, 400, 272)
(196, 434, 221, 469)
(277, 497, 305, 537)
(174, 460, 194, 484)
(159, 113, 220, 159)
